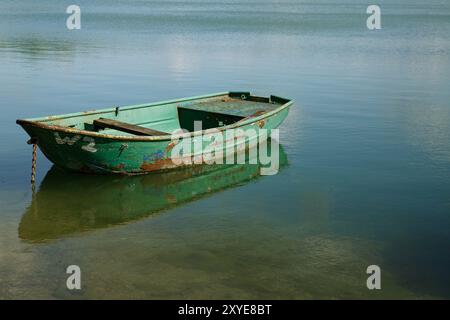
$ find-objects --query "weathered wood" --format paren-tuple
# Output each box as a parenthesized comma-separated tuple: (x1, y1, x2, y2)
(229, 91, 251, 100)
(270, 95, 290, 104)
(248, 95, 270, 103)
(93, 118, 168, 136)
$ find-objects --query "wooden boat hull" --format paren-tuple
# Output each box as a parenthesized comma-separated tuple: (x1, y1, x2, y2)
(17, 92, 292, 174)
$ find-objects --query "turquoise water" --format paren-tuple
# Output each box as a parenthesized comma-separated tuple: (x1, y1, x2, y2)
(1, 0, 450, 299)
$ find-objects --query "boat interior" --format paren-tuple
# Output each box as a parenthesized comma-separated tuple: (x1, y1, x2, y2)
(31, 92, 289, 136)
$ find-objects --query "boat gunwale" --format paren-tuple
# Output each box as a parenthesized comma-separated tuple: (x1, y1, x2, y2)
(16, 92, 293, 142)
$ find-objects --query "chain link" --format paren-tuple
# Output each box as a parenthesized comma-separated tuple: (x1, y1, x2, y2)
(31, 143, 37, 184)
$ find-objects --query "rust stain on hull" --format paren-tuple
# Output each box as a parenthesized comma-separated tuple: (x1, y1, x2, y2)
(140, 155, 206, 173)
(165, 141, 176, 152)
(111, 163, 125, 171)
(140, 158, 178, 172)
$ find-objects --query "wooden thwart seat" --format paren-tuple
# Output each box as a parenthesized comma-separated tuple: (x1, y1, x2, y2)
(93, 118, 168, 136)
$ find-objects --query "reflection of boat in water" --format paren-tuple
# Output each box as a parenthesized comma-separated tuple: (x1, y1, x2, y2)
(19, 144, 287, 242)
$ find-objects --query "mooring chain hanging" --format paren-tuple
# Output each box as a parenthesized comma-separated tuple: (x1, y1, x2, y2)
(27, 138, 38, 185)
(31, 143, 37, 184)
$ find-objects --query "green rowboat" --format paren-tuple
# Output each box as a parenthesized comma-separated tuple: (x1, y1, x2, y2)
(17, 92, 292, 174)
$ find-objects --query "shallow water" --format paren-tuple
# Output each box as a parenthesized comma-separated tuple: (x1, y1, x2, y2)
(1, 0, 450, 299)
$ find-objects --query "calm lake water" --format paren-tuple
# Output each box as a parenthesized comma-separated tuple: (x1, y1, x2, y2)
(1, 0, 450, 299)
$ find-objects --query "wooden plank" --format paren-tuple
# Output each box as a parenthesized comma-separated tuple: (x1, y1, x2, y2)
(229, 91, 251, 99)
(270, 95, 290, 104)
(177, 106, 244, 122)
(93, 118, 168, 136)
(248, 95, 270, 103)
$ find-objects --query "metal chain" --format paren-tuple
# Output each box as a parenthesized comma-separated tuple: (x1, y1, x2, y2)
(31, 143, 37, 184)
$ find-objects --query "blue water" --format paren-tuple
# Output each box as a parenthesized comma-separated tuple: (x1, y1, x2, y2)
(1, 0, 450, 299)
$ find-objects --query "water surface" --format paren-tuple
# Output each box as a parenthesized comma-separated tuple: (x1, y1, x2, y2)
(1, 0, 450, 299)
